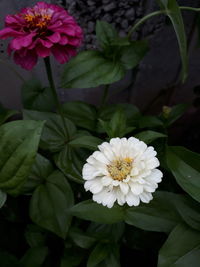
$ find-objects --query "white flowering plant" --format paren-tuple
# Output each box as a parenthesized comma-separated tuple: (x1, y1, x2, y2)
(0, 1, 200, 266)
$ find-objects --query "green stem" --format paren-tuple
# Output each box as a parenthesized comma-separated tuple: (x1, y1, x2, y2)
(180, 6, 200, 12)
(44, 57, 69, 140)
(100, 84, 110, 107)
(128, 10, 166, 39)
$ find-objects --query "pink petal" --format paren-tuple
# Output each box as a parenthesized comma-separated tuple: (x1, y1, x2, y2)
(14, 49, 38, 70)
(59, 36, 68, 45)
(39, 39, 53, 48)
(36, 45, 51, 57)
(0, 28, 22, 39)
(51, 25, 76, 36)
(51, 45, 71, 64)
(47, 32, 60, 43)
(11, 33, 36, 50)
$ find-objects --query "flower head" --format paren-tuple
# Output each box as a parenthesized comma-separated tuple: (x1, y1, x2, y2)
(0, 2, 83, 70)
(82, 137, 163, 208)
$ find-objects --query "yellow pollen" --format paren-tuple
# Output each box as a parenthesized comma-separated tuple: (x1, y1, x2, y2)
(24, 13, 51, 29)
(107, 158, 133, 181)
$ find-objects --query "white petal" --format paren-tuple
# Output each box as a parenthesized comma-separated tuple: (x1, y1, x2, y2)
(119, 182, 129, 195)
(130, 183, 143, 195)
(143, 184, 157, 193)
(92, 151, 110, 164)
(84, 179, 103, 194)
(140, 192, 153, 203)
(146, 157, 160, 169)
(82, 164, 102, 180)
(126, 191, 140, 206)
(116, 188, 126, 205)
(146, 169, 163, 183)
(101, 176, 113, 186)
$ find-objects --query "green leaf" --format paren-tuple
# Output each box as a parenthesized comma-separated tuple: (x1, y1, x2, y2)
(120, 40, 149, 70)
(96, 20, 118, 49)
(125, 191, 182, 233)
(69, 136, 102, 150)
(61, 101, 97, 131)
(54, 146, 84, 184)
(71, 200, 124, 224)
(0, 103, 18, 126)
(25, 224, 47, 248)
(166, 146, 200, 202)
(22, 154, 54, 194)
(30, 170, 74, 238)
(0, 251, 20, 267)
(61, 50, 125, 89)
(21, 79, 55, 112)
(20, 246, 48, 267)
(69, 227, 96, 249)
(157, 0, 188, 82)
(23, 110, 76, 152)
(61, 248, 84, 267)
(87, 243, 110, 267)
(0, 120, 44, 195)
(158, 223, 200, 267)
(135, 130, 166, 144)
(0, 189, 6, 208)
(139, 115, 164, 128)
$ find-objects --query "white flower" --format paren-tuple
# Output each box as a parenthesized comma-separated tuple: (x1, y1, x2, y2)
(82, 137, 163, 208)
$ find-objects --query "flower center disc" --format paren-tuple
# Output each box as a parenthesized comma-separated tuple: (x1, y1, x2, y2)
(107, 158, 133, 181)
(24, 8, 53, 30)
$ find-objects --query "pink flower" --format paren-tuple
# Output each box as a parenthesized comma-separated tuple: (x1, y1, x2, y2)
(0, 2, 83, 70)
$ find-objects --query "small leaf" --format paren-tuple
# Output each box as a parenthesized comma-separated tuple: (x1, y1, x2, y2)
(61, 101, 97, 131)
(166, 146, 200, 203)
(30, 170, 74, 238)
(61, 50, 125, 89)
(23, 110, 76, 152)
(120, 40, 149, 70)
(139, 116, 164, 128)
(0, 120, 44, 195)
(71, 200, 125, 224)
(21, 79, 55, 112)
(96, 20, 118, 49)
(69, 227, 96, 249)
(20, 246, 48, 267)
(69, 136, 103, 150)
(157, 0, 188, 82)
(125, 191, 182, 233)
(25, 224, 47, 248)
(135, 130, 166, 144)
(158, 223, 200, 267)
(87, 243, 110, 267)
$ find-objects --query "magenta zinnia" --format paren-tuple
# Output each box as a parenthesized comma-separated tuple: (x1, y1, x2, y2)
(0, 1, 83, 70)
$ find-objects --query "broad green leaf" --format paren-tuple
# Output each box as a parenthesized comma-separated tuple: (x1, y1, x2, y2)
(0, 120, 44, 195)
(25, 224, 47, 248)
(166, 146, 200, 202)
(20, 246, 48, 267)
(0, 190, 6, 208)
(125, 191, 182, 233)
(162, 103, 189, 126)
(30, 170, 74, 238)
(158, 223, 200, 267)
(71, 200, 124, 224)
(23, 110, 76, 152)
(157, 0, 188, 82)
(61, 50, 125, 89)
(69, 227, 96, 249)
(96, 20, 118, 49)
(54, 146, 84, 184)
(0, 103, 18, 126)
(87, 243, 110, 267)
(135, 130, 166, 144)
(21, 79, 55, 112)
(139, 115, 164, 128)
(69, 136, 102, 150)
(120, 40, 149, 70)
(61, 101, 97, 130)
(22, 154, 54, 193)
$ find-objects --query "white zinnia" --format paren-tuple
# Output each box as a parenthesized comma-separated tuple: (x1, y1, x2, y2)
(82, 137, 163, 208)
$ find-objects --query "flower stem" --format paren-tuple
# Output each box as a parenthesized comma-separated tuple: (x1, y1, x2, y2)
(100, 84, 110, 108)
(44, 57, 69, 140)
(128, 10, 166, 39)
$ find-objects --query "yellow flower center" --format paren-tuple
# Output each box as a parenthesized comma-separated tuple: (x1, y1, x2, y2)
(24, 10, 52, 30)
(107, 158, 133, 181)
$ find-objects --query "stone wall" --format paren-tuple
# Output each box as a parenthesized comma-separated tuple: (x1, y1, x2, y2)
(0, 0, 200, 112)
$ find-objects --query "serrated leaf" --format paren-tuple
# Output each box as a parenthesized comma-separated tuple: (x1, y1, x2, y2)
(61, 50, 125, 89)
(30, 170, 74, 238)
(0, 120, 44, 195)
